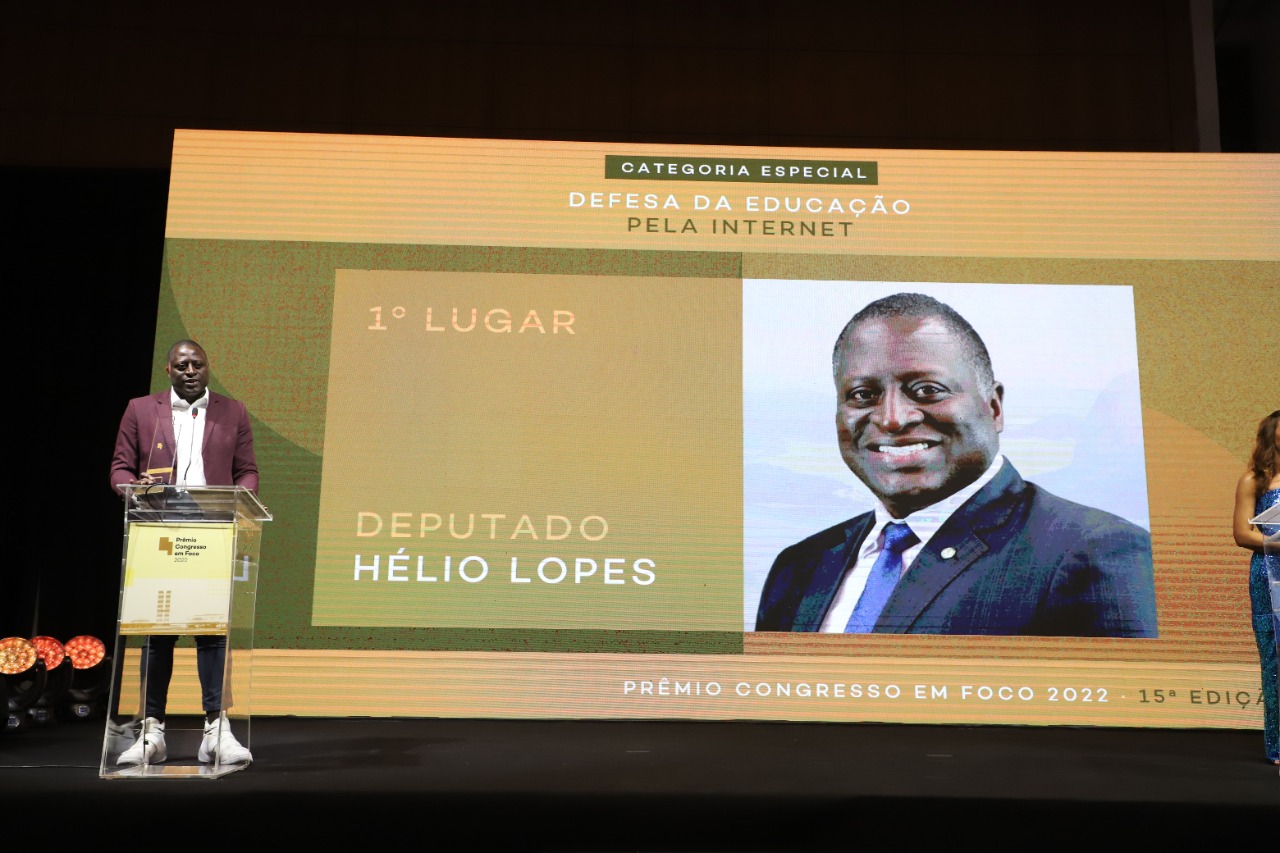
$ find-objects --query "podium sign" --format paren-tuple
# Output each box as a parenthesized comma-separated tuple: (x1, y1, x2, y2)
(120, 523, 235, 634)
(102, 485, 270, 780)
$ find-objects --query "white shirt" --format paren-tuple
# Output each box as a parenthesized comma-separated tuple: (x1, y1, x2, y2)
(170, 388, 209, 487)
(819, 455, 1005, 632)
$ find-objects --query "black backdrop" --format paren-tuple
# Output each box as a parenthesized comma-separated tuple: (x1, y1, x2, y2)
(1, 168, 168, 643)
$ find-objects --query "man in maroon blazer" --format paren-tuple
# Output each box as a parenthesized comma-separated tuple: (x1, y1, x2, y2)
(110, 343, 258, 496)
(109, 339, 258, 767)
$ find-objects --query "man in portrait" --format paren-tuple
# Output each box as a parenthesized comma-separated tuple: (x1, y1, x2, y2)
(754, 292, 1158, 637)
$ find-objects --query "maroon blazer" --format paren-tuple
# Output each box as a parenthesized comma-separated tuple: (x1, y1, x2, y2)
(109, 390, 259, 495)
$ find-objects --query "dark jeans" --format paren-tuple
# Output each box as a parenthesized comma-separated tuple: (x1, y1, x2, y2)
(141, 634, 226, 719)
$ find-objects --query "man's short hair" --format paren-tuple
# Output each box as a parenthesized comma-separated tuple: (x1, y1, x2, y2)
(832, 293, 996, 392)
(167, 339, 205, 362)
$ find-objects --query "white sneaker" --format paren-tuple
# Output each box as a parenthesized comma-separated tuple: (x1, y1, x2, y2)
(117, 717, 167, 766)
(198, 712, 252, 765)
(105, 719, 132, 755)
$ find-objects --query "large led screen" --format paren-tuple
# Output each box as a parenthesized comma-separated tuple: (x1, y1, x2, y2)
(130, 130, 1280, 729)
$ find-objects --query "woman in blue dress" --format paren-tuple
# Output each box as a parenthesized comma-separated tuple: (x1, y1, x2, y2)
(1234, 410, 1280, 765)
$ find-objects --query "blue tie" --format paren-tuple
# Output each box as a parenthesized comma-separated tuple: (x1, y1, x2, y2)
(845, 522, 919, 633)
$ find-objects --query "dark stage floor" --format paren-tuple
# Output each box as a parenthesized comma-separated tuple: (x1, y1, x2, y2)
(2, 716, 1277, 851)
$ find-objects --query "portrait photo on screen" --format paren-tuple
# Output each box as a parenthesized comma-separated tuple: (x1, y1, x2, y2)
(744, 280, 1157, 638)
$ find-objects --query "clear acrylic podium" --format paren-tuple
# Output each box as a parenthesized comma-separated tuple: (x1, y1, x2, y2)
(1252, 501, 1280, 776)
(101, 484, 271, 779)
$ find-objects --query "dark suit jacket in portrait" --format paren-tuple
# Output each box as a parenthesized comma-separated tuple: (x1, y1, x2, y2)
(110, 390, 259, 493)
(755, 460, 1157, 637)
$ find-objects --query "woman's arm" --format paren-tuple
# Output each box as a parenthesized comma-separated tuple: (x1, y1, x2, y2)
(1234, 470, 1268, 552)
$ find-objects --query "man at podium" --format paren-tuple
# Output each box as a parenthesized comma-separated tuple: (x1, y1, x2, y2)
(109, 339, 259, 766)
